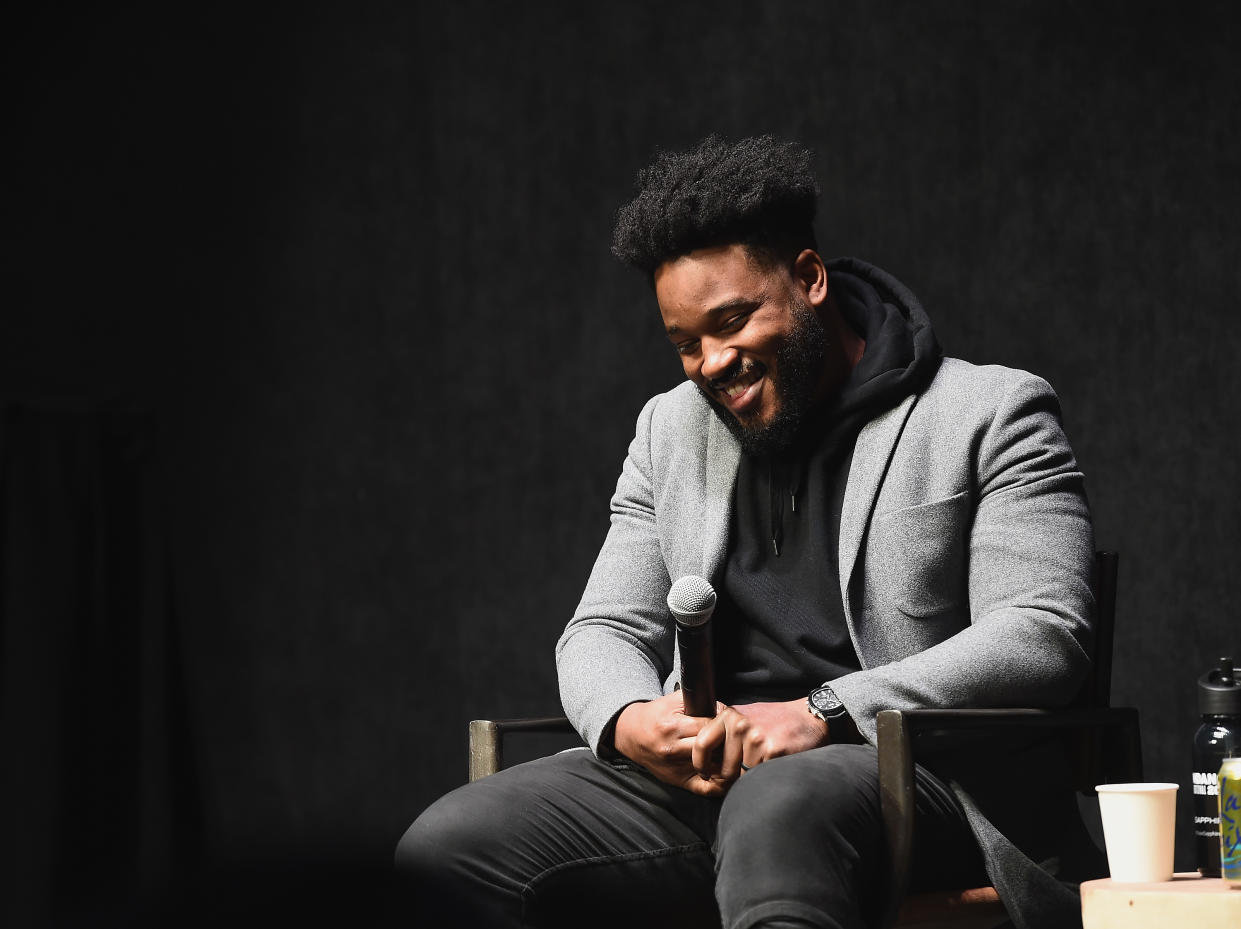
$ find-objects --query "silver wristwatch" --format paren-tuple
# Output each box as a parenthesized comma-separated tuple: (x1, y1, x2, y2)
(807, 684, 848, 722)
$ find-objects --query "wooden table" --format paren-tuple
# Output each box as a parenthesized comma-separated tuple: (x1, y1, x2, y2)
(1081, 872, 1240, 928)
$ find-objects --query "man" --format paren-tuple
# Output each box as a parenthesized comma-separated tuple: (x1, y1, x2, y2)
(398, 136, 1099, 928)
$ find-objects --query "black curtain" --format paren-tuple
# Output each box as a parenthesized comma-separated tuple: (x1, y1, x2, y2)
(0, 401, 199, 927)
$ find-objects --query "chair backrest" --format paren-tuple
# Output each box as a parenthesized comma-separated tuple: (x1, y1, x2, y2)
(1075, 550, 1119, 710)
(1071, 551, 1140, 792)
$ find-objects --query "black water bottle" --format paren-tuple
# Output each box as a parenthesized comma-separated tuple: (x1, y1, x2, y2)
(1192, 656, 1241, 876)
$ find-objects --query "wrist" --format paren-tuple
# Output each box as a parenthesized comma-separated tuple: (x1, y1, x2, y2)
(806, 706, 831, 746)
(611, 700, 647, 758)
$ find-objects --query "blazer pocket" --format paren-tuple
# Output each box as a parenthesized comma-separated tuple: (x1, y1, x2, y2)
(867, 492, 969, 618)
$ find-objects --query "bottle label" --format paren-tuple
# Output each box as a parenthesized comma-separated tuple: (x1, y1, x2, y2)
(1193, 770, 1220, 796)
(1194, 771, 1222, 835)
(1194, 813, 1221, 838)
(1194, 769, 1224, 873)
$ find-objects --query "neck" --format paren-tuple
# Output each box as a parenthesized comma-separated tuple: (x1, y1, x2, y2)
(813, 292, 867, 404)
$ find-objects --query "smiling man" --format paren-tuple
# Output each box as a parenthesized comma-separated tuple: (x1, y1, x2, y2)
(398, 136, 1100, 929)
(657, 243, 861, 457)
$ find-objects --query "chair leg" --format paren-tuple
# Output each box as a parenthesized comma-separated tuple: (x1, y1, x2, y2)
(468, 719, 501, 782)
(877, 710, 916, 929)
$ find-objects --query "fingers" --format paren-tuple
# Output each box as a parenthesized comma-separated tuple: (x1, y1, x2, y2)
(691, 706, 756, 782)
(690, 714, 724, 775)
(650, 692, 711, 740)
(635, 695, 810, 796)
(717, 718, 747, 779)
(680, 773, 729, 798)
(644, 742, 731, 798)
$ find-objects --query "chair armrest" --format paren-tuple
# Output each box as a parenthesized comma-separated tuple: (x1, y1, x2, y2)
(875, 706, 1142, 928)
(468, 716, 576, 782)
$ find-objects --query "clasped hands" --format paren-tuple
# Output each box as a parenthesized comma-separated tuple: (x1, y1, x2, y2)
(612, 691, 831, 797)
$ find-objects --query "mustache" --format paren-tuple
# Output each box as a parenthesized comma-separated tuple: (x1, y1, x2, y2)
(707, 360, 763, 391)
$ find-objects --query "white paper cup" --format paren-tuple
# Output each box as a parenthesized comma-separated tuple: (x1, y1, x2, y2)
(1095, 782, 1178, 883)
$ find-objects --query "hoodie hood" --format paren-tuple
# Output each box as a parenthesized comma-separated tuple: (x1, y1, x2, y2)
(821, 256, 942, 424)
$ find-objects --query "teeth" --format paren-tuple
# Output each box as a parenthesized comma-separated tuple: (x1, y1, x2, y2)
(723, 376, 758, 399)
(714, 367, 762, 401)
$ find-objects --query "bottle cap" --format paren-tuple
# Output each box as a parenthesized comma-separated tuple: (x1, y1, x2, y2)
(1198, 656, 1241, 716)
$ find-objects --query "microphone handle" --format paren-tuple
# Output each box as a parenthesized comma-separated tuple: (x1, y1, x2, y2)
(676, 622, 716, 718)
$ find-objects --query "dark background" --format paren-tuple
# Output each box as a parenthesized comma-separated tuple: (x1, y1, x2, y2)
(5, 1, 1239, 925)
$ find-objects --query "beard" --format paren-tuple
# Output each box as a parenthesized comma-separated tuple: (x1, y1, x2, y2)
(698, 297, 828, 457)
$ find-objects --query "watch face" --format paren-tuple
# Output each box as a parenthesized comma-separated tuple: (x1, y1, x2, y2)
(809, 686, 843, 716)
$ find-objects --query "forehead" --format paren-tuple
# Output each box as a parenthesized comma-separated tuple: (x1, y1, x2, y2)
(654, 244, 776, 326)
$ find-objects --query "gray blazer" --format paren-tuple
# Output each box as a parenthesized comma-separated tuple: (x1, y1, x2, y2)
(556, 357, 1095, 753)
(555, 356, 1096, 927)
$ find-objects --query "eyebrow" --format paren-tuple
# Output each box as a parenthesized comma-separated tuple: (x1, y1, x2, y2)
(665, 298, 758, 336)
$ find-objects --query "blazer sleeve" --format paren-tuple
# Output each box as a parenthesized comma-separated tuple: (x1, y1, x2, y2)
(829, 371, 1095, 744)
(555, 394, 676, 754)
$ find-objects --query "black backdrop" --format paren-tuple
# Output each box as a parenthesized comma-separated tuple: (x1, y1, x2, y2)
(5, 1, 1240, 924)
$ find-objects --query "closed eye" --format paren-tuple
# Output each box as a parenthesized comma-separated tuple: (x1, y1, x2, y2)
(666, 301, 756, 355)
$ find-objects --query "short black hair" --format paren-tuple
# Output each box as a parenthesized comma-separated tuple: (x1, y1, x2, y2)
(611, 135, 820, 278)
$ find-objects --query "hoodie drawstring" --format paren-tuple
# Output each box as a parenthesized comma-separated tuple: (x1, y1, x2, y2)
(768, 458, 801, 557)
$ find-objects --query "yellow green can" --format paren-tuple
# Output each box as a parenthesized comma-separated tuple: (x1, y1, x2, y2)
(1222, 756, 1241, 884)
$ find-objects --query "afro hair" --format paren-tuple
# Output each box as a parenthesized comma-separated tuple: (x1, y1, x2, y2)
(611, 135, 820, 278)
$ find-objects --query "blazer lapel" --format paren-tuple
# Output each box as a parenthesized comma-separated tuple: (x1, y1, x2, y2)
(701, 414, 740, 581)
(838, 393, 918, 607)
(694, 391, 917, 599)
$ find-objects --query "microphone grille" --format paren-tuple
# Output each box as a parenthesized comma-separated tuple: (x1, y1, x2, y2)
(668, 575, 716, 615)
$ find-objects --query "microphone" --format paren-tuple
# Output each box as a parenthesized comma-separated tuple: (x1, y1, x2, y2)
(667, 575, 717, 718)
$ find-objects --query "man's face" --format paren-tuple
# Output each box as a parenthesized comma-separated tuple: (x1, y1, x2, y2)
(655, 243, 831, 456)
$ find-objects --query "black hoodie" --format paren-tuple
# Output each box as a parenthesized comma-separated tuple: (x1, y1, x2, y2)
(713, 258, 942, 705)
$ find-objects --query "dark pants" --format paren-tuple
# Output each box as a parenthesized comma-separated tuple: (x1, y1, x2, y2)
(395, 743, 987, 929)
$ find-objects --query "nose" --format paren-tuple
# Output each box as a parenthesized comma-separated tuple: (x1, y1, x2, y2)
(699, 338, 739, 383)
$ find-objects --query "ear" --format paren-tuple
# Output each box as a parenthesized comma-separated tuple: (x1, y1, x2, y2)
(791, 250, 830, 307)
